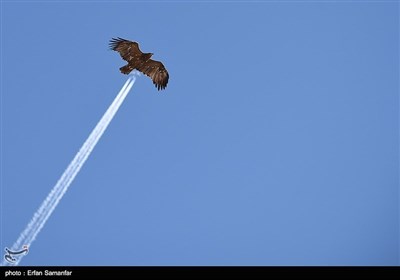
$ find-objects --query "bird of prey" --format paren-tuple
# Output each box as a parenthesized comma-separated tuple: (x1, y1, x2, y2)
(109, 38, 169, 91)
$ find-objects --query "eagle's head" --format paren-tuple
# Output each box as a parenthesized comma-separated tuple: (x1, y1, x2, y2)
(143, 53, 153, 61)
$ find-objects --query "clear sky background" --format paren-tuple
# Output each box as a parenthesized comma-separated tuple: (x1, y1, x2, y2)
(1, 0, 398, 266)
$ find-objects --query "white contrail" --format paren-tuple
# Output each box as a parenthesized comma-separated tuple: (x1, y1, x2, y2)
(2, 77, 135, 266)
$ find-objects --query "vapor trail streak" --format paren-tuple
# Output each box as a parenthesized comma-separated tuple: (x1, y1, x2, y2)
(2, 77, 135, 266)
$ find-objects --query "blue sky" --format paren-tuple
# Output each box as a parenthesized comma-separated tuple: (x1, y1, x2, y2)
(1, 1, 398, 265)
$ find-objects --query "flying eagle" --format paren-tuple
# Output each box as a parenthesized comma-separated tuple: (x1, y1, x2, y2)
(109, 38, 169, 90)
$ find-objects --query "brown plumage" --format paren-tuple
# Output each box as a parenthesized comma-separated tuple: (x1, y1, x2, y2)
(109, 38, 169, 91)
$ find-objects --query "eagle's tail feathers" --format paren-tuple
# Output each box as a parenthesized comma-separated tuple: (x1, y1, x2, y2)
(120, 65, 133, 74)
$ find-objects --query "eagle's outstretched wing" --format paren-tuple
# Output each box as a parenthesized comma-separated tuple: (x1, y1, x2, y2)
(136, 59, 169, 90)
(109, 37, 143, 64)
